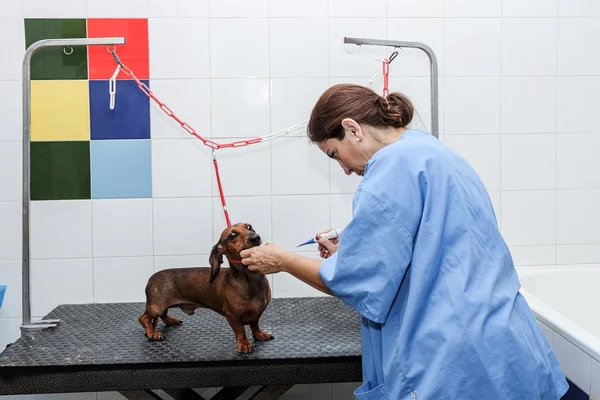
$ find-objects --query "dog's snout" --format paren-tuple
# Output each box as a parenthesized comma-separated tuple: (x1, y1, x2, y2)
(249, 233, 261, 244)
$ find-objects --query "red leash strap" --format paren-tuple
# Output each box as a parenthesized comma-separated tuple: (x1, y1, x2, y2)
(113, 52, 264, 151)
(212, 150, 232, 227)
(381, 50, 399, 98)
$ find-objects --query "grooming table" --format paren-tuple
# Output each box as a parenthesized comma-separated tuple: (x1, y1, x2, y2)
(0, 297, 362, 399)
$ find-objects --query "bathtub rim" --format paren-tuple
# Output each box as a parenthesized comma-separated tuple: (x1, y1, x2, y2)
(516, 265, 600, 363)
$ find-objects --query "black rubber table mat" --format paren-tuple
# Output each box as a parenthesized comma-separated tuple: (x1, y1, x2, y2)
(0, 296, 361, 367)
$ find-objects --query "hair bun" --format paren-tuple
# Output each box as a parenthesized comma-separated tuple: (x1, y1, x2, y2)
(307, 84, 416, 143)
(378, 92, 414, 128)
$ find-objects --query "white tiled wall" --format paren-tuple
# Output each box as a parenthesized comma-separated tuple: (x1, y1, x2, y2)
(1, 0, 600, 398)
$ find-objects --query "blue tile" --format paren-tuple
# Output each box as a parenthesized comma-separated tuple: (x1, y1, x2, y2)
(91, 139, 152, 199)
(89, 79, 150, 140)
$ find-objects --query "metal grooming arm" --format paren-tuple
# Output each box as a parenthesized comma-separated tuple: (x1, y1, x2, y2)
(344, 37, 439, 139)
(21, 37, 126, 332)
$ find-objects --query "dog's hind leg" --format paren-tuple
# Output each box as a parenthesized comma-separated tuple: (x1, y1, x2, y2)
(250, 319, 274, 342)
(139, 305, 166, 341)
(160, 310, 182, 326)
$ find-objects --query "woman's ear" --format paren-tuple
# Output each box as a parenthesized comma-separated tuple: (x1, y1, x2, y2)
(341, 118, 364, 142)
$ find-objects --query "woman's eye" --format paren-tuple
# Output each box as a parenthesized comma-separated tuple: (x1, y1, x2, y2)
(229, 233, 237, 240)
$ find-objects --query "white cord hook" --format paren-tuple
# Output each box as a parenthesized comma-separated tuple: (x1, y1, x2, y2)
(344, 43, 361, 55)
(375, 48, 400, 64)
(109, 64, 121, 110)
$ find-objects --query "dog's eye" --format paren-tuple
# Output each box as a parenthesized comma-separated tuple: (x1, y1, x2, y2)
(228, 232, 237, 240)
(247, 225, 253, 232)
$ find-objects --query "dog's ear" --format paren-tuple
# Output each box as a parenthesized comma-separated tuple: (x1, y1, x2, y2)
(209, 242, 224, 284)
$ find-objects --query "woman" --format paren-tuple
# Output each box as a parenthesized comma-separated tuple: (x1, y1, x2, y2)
(240, 84, 568, 399)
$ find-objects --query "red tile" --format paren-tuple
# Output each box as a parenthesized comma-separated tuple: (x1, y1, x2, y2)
(87, 18, 149, 80)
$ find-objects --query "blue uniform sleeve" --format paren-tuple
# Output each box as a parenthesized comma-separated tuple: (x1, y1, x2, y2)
(319, 189, 414, 324)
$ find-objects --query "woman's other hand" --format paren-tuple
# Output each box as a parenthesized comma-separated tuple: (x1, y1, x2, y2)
(317, 230, 339, 259)
(240, 242, 293, 274)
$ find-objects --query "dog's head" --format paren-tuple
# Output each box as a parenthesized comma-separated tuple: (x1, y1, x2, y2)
(209, 223, 262, 283)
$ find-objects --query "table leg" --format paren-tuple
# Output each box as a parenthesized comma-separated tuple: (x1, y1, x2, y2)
(163, 388, 207, 400)
(247, 385, 294, 400)
(119, 390, 163, 400)
(211, 386, 252, 399)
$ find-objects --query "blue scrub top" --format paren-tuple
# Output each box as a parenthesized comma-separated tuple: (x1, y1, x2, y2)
(319, 129, 569, 400)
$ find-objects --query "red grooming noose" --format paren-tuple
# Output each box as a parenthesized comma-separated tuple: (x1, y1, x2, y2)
(382, 50, 399, 97)
(107, 47, 396, 228)
(383, 58, 390, 97)
(212, 150, 231, 227)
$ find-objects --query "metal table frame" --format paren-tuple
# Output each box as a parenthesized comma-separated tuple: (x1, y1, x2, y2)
(0, 356, 361, 399)
(2, 298, 362, 399)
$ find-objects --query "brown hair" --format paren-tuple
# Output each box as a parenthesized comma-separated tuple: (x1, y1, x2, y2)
(307, 84, 414, 143)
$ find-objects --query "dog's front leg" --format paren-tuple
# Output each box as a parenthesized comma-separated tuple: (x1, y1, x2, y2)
(225, 314, 254, 353)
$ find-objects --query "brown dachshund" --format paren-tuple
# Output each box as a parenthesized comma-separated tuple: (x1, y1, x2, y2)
(138, 223, 273, 353)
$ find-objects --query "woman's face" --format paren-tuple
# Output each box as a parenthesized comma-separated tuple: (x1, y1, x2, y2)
(317, 118, 372, 177)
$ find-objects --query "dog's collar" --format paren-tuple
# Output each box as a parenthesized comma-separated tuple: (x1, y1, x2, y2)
(227, 258, 244, 265)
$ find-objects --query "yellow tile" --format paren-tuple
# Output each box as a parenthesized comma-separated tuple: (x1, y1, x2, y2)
(31, 80, 90, 141)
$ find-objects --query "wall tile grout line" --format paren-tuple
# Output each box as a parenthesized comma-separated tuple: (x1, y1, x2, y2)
(23, 242, 600, 262)
(326, 4, 331, 389)
(442, 1, 447, 141)
(207, 2, 215, 257)
(141, 75, 600, 82)
(147, 14, 156, 277)
(85, 0, 96, 307)
(268, 0, 275, 295)
(499, 0, 503, 233)
(555, 9, 560, 264)
(10, 187, 600, 205)
(201, 15, 600, 19)
(327, 1, 335, 289)
(327, 0, 332, 233)
(148, 15, 158, 273)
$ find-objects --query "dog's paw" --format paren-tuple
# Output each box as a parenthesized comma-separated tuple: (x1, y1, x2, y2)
(237, 340, 255, 354)
(253, 331, 274, 342)
(147, 331, 164, 341)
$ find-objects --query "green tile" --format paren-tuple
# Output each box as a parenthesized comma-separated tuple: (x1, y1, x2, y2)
(31, 141, 91, 200)
(25, 19, 88, 80)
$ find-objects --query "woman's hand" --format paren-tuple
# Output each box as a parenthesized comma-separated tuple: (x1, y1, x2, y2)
(316, 230, 339, 259)
(240, 242, 293, 274)
(242, 243, 333, 296)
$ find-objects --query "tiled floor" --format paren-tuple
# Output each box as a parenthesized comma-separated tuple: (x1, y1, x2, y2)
(562, 379, 592, 400)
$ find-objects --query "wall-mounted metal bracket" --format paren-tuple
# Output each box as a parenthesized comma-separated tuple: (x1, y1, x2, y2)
(21, 37, 126, 332)
(344, 37, 439, 138)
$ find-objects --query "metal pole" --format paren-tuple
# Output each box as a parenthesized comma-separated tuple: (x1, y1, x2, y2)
(21, 37, 126, 332)
(343, 37, 439, 139)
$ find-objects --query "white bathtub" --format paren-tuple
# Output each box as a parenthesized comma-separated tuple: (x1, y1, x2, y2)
(517, 265, 600, 397)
